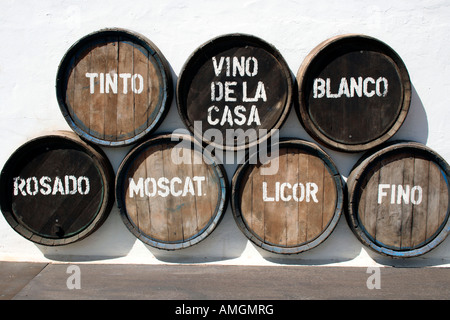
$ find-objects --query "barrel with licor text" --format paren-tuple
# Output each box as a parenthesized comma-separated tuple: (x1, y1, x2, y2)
(231, 139, 344, 254)
(177, 33, 293, 151)
(0, 131, 115, 246)
(296, 34, 411, 152)
(56, 28, 173, 147)
(346, 141, 450, 257)
(115, 133, 228, 250)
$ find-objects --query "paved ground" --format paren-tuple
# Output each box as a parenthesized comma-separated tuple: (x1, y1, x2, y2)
(1, 261, 450, 301)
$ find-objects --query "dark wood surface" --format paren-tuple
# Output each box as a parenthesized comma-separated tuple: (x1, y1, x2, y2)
(56, 28, 172, 147)
(346, 142, 450, 257)
(296, 34, 411, 152)
(0, 131, 115, 246)
(177, 34, 293, 150)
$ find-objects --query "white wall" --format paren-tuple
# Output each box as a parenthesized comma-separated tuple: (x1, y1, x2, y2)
(1, 0, 450, 267)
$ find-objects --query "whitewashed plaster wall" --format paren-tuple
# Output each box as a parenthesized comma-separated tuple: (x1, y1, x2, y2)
(1, 0, 450, 267)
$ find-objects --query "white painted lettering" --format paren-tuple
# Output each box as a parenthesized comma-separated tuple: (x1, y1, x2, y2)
(128, 177, 206, 198)
(363, 77, 376, 97)
(262, 182, 319, 202)
(378, 184, 390, 204)
(313, 78, 326, 98)
(212, 56, 258, 77)
(411, 186, 423, 205)
(225, 81, 237, 102)
(85, 72, 144, 94)
(13, 176, 91, 196)
(378, 184, 423, 205)
(106, 73, 118, 94)
(85, 73, 98, 94)
(212, 57, 225, 77)
(313, 76, 389, 99)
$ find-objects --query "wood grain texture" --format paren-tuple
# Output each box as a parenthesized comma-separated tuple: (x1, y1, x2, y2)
(116, 134, 228, 250)
(57, 29, 172, 147)
(347, 142, 450, 257)
(232, 139, 343, 254)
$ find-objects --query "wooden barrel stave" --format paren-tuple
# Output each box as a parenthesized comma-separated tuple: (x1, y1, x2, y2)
(177, 33, 293, 151)
(231, 139, 344, 254)
(115, 133, 229, 250)
(56, 28, 172, 147)
(346, 141, 450, 257)
(296, 34, 411, 152)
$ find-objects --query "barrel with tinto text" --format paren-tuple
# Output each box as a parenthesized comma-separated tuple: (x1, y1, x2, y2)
(56, 28, 173, 147)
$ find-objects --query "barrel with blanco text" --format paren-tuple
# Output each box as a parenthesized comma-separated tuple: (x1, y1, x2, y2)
(56, 28, 173, 147)
(177, 33, 293, 151)
(296, 34, 411, 152)
(346, 142, 450, 257)
(231, 139, 344, 254)
(115, 133, 228, 250)
(0, 131, 115, 246)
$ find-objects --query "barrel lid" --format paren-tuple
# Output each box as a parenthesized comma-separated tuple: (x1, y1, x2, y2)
(115, 133, 229, 250)
(231, 138, 344, 254)
(56, 28, 173, 147)
(177, 33, 293, 151)
(296, 34, 411, 152)
(346, 141, 450, 257)
(0, 131, 115, 246)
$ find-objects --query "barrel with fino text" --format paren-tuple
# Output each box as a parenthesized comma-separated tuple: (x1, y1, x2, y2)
(346, 142, 450, 257)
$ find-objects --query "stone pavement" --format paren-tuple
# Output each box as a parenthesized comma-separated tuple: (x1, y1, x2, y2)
(1, 261, 450, 301)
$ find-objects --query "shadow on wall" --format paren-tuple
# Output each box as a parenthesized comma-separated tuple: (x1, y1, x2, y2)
(33, 73, 436, 266)
(393, 84, 428, 145)
(143, 208, 249, 264)
(38, 207, 138, 262)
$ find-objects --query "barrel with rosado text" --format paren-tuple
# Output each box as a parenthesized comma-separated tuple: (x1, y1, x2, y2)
(0, 131, 115, 246)
(56, 28, 173, 147)
(177, 33, 293, 151)
(296, 34, 411, 152)
(115, 133, 228, 250)
(231, 139, 344, 254)
(346, 141, 450, 257)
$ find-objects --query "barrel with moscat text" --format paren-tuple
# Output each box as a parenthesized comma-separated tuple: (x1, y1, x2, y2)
(115, 133, 228, 250)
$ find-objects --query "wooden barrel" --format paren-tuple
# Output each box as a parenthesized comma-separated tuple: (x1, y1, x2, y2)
(115, 133, 228, 250)
(346, 141, 450, 257)
(56, 28, 173, 147)
(177, 33, 293, 151)
(231, 139, 344, 254)
(296, 34, 411, 152)
(0, 131, 115, 246)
